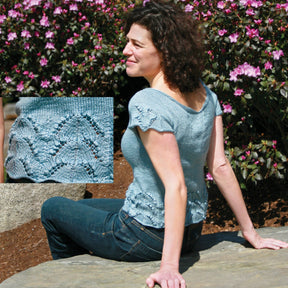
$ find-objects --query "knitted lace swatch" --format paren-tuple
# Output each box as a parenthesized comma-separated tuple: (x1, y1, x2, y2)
(5, 97, 113, 183)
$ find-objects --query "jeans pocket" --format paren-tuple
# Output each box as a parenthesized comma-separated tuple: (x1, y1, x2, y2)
(120, 240, 162, 262)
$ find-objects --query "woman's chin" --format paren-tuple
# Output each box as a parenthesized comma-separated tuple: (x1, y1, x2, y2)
(126, 69, 140, 78)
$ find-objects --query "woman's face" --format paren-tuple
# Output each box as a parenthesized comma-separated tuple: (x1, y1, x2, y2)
(123, 24, 162, 83)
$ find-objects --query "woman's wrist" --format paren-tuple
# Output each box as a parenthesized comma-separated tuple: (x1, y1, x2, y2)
(160, 259, 179, 272)
(241, 224, 258, 241)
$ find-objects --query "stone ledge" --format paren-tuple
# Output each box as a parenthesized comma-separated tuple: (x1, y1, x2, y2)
(1, 227, 287, 288)
(0, 184, 86, 232)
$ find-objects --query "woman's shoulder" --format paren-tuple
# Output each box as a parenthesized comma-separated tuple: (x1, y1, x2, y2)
(130, 88, 162, 102)
(201, 82, 219, 102)
(128, 88, 167, 110)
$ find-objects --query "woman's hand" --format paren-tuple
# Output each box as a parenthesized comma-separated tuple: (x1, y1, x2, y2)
(242, 229, 288, 250)
(146, 267, 186, 288)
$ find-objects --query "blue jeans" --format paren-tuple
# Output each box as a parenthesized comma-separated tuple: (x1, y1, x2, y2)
(41, 197, 202, 261)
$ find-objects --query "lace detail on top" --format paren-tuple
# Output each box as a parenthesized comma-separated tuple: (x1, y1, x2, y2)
(5, 97, 113, 183)
(133, 105, 158, 131)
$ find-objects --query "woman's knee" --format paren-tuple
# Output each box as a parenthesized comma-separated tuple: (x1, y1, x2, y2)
(41, 196, 67, 223)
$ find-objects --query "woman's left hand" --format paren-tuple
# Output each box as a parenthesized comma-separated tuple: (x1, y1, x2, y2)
(243, 229, 288, 250)
(146, 268, 186, 288)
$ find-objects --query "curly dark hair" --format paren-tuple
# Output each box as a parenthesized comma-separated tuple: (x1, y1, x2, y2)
(124, 0, 204, 93)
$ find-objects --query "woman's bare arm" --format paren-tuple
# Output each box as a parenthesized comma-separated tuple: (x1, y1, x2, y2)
(207, 116, 288, 249)
(138, 128, 187, 288)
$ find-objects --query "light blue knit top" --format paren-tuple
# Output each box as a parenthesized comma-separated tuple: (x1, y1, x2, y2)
(5, 97, 113, 183)
(121, 84, 222, 228)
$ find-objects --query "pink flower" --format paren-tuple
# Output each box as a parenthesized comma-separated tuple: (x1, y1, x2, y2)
(45, 31, 54, 38)
(234, 89, 244, 96)
(67, 38, 74, 45)
(28, 72, 35, 79)
(251, 1, 263, 8)
(217, 1, 225, 9)
(264, 61, 273, 70)
(17, 81, 24, 92)
(54, 7, 63, 15)
(241, 155, 246, 160)
(229, 70, 238, 82)
(23, 0, 42, 9)
(229, 33, 239, 43)
(246, 26, 259, 38)
(21, 30, 32, 38)
(41, 80, 50, 88)
(24, 43, 30, 50)
(82, 22, 91, 29)
(246, 8, 255, 15)
(206, 173, 214, 181)
(0, 15, 7, 24)
(185, 4, 194, 12)
(8, 10, 19, 18)
(8, 32, 17, 41)
(4, 76, 12, 83)
(273, 50, 284, 60)
(45, 42, 55, 50)
(23, 71, 29, 75)
(218, 29, 227, 36)
(273, 163, 278, 168)
(222, 103, 232, 113)
(40, 57, 48, 66)
(69, 4, 78, 11)
(268, 18, 274, 24)
(52, 75, 61, 83)
(230, 62, 261, 82)
(254, 19, 262, 25)
(40, 15, 50, 27)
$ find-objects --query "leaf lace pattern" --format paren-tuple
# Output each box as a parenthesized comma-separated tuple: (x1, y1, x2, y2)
(5, 98, 113, 183)
(133, 105, 158, 131)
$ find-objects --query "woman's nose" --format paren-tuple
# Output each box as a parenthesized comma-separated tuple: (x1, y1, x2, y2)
(123, 42, 132, 56)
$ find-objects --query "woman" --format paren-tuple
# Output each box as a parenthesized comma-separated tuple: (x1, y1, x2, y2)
(1, 97, 113, 183)
(41, 1, 288, 288)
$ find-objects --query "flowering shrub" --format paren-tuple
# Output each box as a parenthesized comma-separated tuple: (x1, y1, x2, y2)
(0, 0, 287, 188)
(179, 0, 288, 188)
(0, 0, 133, 96)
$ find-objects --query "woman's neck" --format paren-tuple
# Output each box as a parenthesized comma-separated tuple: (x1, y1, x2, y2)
(147, 72, 206, 112)
(148, 71, 178, 98)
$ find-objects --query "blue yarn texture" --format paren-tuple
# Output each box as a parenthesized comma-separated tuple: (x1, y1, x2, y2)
(5, 97, 113, 183)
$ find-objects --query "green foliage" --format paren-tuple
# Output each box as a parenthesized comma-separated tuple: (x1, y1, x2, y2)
(0, 0, 132, 97)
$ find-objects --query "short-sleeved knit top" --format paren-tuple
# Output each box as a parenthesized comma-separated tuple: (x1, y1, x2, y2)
(121, 83, 222, 228)
(5, 97, 113, 183)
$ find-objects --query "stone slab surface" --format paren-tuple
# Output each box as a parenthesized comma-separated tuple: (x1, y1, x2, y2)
(1, 227, 287, 288)
(0, 184, 86, 232)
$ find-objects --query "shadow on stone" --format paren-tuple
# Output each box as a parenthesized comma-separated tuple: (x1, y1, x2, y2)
(194, 231, 246, 251)
(179, 231, 246, 274)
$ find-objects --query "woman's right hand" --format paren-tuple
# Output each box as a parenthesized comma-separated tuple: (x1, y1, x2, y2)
(146, 266, 186, 288)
